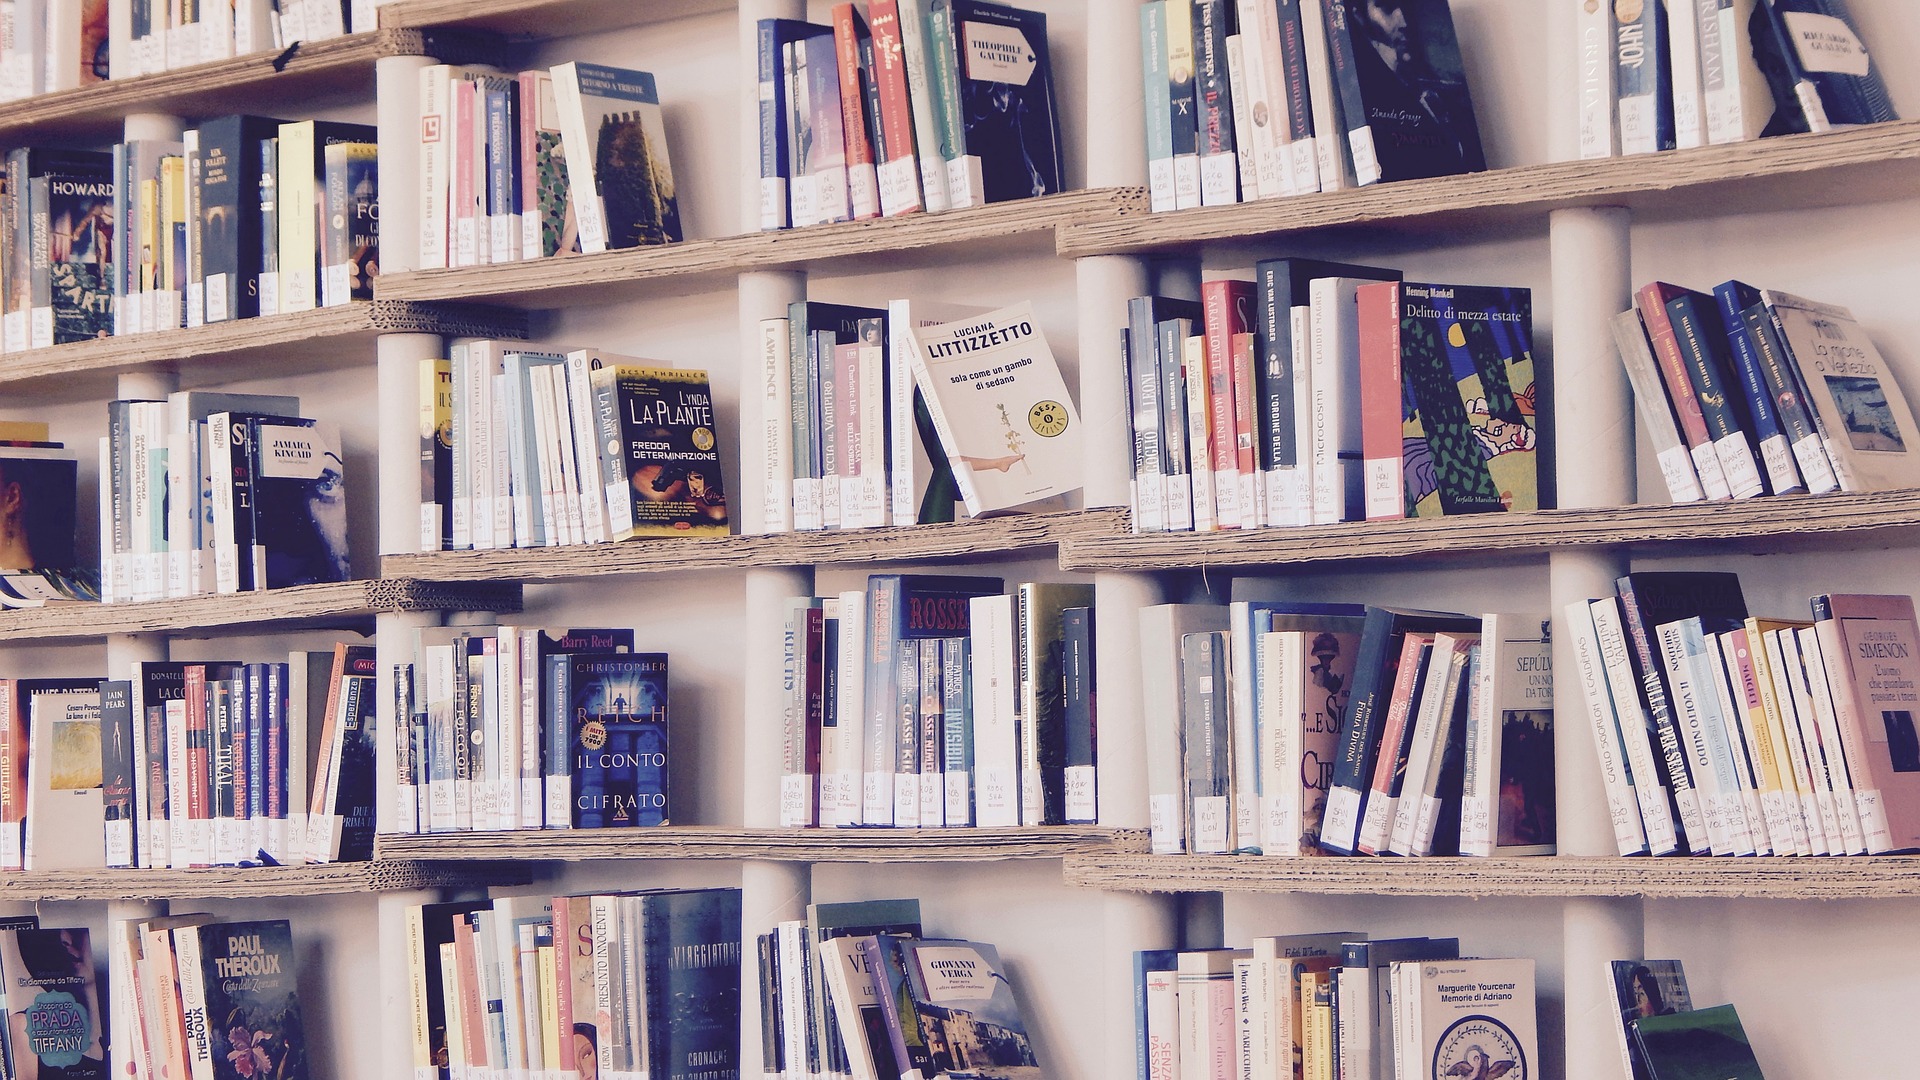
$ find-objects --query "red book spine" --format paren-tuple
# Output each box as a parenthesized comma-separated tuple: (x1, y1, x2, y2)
(1357, 281, 1403, 520)
(1635, 282, 1712, 452)
(1357, 632, 1431, 854)
(1230, 331, 1261, 524)
(518, 70, 541, 252)
(866, 0, 924, 214)
(184, 665, 210, 867)
(834, 5, 873, 168)
(1201, 279, 1252, 527)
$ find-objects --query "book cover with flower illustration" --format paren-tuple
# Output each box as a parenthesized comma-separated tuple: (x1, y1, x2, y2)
(192, 920, 306, 1080)
(903, 300, 1083, 517)
(0, 927, 106, 1080)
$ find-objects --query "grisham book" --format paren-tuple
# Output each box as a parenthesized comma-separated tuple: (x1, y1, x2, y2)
(192, 920, 307, 1080)
(550, 62, 682, 254)
(0, 928, 106, 1080)
(564, 652, 670, 828)
(947, 0, 1064, 206)
(589, 364, 730, 540)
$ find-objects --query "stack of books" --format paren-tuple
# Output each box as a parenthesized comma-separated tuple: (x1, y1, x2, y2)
(101, 389, 346, 603)
(1135, 932, 1537, 1080)
(1138, 0, 1486, 212)
(1, 120, 377, 351)
(117, 917, 307, 1080)
(415, 61, 681, 264)
(1126, 269, 1536, 532)
(1577, 0, 1895, 158)
(420, 343, 726, 552)
(406, 888, 742, 1080)
(1569, 572, 1920, 857)
(756, 1, 1064, 231)
(759, 897, 1041, 1080)
(1141, 600, 1554, 859)
(393, 626, 670, 836)
(0, 643, 379, 872)
(780, 575, 1093, 830)
(1612, 283, 1920, 504)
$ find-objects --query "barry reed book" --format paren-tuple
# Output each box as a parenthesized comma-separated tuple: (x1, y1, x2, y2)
(904, 300, 1083, 517)
(589, 364, 729, 539)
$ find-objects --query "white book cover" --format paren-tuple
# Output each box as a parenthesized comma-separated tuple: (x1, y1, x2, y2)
(1236, 0, 1291, 198)
(1795, 626, 1866, 853)
(23, 683, 105, 870)
(1307, 277, 1367, 524)
(1412, 958, 1537, 1080)
(1707, 0, 1771, 144)
(1566, 600, 1650, 856)
(1655, 620, 1743, 855)
(1704, 632, 1776, 854)
(895, 0, 949, 213)
(970, 593, 1020, 828)
(905, 300, 1082, 517)
(1762, 291, 1920, 495)
(1589, 598, 1680, 856)
(1775, 627, 1843, 854)
(1576, 0, 1618, 158)
(829, 588, 867, 826)
(1757, 624, 1829, 855)
(759, 318, 793, 534)
(1667, 0, 1704, 149)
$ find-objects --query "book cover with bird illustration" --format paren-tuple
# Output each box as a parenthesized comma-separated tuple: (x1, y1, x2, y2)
(1411, 956, 1536, 1080)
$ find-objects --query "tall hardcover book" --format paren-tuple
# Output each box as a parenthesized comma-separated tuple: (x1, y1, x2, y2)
(947, 0, 1063, 206)
(251, 419, 350, 589)
(549, 62, 682, 254)
(194, 115, 282, 322)
(587, 363, 729, 539)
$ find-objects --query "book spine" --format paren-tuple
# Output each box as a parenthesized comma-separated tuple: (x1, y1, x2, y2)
(927, 0, 976, 209)
(1655, 620, 1741, 855)
(1141, 2, 1176, 212)
(258, 137, 279, 316)
(1609, 310, 1706, 503)
(1616, 0, 1675, 154)
(1795, 624, 1865, 853)
(173, 928, 216, 1080)
(1738, 300, 1838, 494)
(1613, 581, 1707, 851)
(276, 121, 316, 313)
(1271, 0, 1318, 193)
(1668, 0, 1704, 149)
(1183, 632, 1231, 853)
(1165, 0, 1200, 208)
(1231, 1, 1282, 198)
(894, 0, 949, 213)
(1636, 286, 1733, 499)
(834, 6, 881, 220)
(942, 634, 972, 826)
(867, 1, 925, 217)
(971, 594, 1019, 829)
(1319, 0, 1378, 186)
(1590, 599, 1681, 855)
(1725, 629, 1798, 855)
(1158, 318, 1195, 531)
(890, 637, 921, 827)
(1711, 288, 1802, 495)
(1666, 291, 1763, 498)
(186, 130, 205, 326)
(1358, 281, 1402, 520)
(1125, 302, 1167, 533)
(758, 19, 790, 230)
(1766, 627, 1835, 855)
(1183, 333, 1217, 532)
(1062, 609, 1096, 824)
(1577, 0, 1619, 156)
(1810, 600, 1894, 853)
(486, 82, 520, 263)
(1229, 329, 1261, 527)
(1566, 601, 1651, 856)
(1200, 280, 1243, 528)
(917, 637, 945, 826)
(1193, 0, 1237, 207)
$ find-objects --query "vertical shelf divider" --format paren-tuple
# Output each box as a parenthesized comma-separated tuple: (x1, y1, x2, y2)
(1076, 4, 1178, 1076)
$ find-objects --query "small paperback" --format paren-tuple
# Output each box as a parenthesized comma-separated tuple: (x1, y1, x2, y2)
(0, 927, 107, 1079)
(895, 937, 1041, 1079)
(1406, 956, 1537, 1080)
(904, 301, 1082, 516)
(1609, 960, 1693, 1080)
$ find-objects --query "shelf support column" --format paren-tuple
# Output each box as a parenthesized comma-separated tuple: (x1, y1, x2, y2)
(1548, 204, 1644, 1080)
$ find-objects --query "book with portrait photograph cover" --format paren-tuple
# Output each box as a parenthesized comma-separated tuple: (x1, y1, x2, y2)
(1325, 0, 1485, 185)
(0, 447, 78, 574)
(588, 362, 728, 540)
(1610, 959, 1694, 1080)
(249, 419, 350, 589)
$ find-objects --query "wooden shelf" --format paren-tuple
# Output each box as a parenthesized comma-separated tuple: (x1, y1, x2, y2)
(379, 0, 733, 37)
(1057, 120, 1920, 258)
(0, 859, 529, 902)
(378, 825, 1146, 863)
(0, 29, 504, 145)
(1058, 489, 1920, 572)
(0, 579, 522, 642)
(0, 301, 529, 395)
(375, 188, 1145, 309)
(381, 508, 1127, 583)
(1063, 853, 1920, 900)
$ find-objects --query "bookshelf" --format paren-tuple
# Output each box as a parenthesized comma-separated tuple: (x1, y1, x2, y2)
(2, 3, 1918, 1080)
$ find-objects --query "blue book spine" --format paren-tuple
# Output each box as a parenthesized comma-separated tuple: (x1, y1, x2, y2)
(484, 82, 515, 252)
(265, 661, 287, 855)
(759, 19, 786, 228)
(1616, 0, 1676, 153)
(1737, 299, 1838, 493)
(1712, 280, 1802, 495)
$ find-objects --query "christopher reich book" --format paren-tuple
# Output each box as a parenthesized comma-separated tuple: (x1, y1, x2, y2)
(549, 62, 682, 254)
(588, 362, 730, 539)
(564, 652, 670, 828)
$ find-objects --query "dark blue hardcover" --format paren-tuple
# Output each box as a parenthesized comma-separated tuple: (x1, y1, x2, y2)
(949, 0, 1063, 201)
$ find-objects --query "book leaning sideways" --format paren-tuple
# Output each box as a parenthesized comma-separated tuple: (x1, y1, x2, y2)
(904, 300, 1083, 516)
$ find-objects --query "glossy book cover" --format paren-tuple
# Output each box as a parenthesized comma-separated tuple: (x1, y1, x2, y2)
(899, 938, 1040, 1079)
(567, 653, 669, 827)
(1393, 282, 1536, 517)
(196, 920, 306, 1080)
(0, 928, 106, 1079)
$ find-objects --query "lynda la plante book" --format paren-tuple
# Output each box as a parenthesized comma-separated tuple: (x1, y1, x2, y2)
(563, 652, 670, 828)
(588, 362, 729, 539)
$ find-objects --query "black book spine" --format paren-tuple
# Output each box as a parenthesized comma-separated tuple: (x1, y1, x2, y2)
(258, 137, 278, 316)
(1193, 0, 1234, 158)
(100, 680, 136, 868)
(1063, 605, 1096, 823)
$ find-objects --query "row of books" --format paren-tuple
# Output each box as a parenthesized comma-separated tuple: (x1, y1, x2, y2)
(406, 888, 742, 1080)
(1613, 283, 1920, 505)
(1139, 0, 1485, 214)
(780, 575, 1093, 829)
(392, 626, 669, 835)
(759, 896, 1039, 1080)
(1143, 601, 1554, 858)
(1, 120, 376, 353)
(0, 644, 378, 873)
(101, 390, 349, 604)
(0, 0, 369, 101)
(756, 0, 1064, 231)
(416, 61, 681, 267)
(118, 917, 306, 1080)
(421, 343, 727, 552)
(1136, 933, 1534, 1080)
(760, 297, 1083, 531)
(1568, 572, 1920, 857)
(1577, 0, 1896, 160)
(1125, 267, 1537, 533)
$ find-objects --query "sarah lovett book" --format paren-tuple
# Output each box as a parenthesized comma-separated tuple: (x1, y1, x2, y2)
(549, 62, 682, 254)
(905, 300, 1082, 516)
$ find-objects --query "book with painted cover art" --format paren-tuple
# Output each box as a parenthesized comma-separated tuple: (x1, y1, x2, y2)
(906, 300, 1082, 517)
(1610, 960, 1693, 1080)
(1630, 1004, 1765, 1080)
(949, 0, 1063, 205)
(0, 928, 105, 1080)
(22, 679, 105, 872)
(588, 364, 729, 539)
(45, 166, 116, 344)
(0, 449, 78, 571)
(896, 937, 1041, 1079)
(250, 419, 349, 588)
(1760, 291, 1920, 494)
(193, 920, 307, 1080)
(549, 62, 681, 254)
(566, 652, 669, 828)
(320, 141, 377, 305)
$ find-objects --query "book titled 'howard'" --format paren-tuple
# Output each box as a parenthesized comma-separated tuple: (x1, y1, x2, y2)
(566, 652, 669, 827)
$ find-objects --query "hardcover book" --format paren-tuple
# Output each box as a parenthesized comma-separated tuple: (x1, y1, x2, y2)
(1630, 1004, 1765, 1080)
(1327, 0, 1485, 184)
(193, 920, 307, 1080)
(588, 363, 729, 539)
(21, 679, 105, 871)
(904, 300, 1083, 516)
(549, 62, 681, 254)
(1609, 959, 1693, 1080)
(565, 652, 670, 828)
(194, 115, 283, 322)
(948, 0, 1063, 205)
(0, 928, 106, 1080)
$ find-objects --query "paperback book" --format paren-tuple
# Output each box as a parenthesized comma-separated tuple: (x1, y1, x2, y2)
(550, 62, 682, 254)
(588, 363, 729, 539)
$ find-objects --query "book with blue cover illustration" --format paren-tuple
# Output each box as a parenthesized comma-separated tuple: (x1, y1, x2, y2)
(1393, 281, 1536, 517)
(0, 928, 106, 1080)
(566, 653, 669, 828)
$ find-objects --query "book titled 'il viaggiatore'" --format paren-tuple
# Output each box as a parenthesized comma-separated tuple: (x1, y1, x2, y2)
(905, 300, 1082, 517)
(588, 363, 730, 539)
